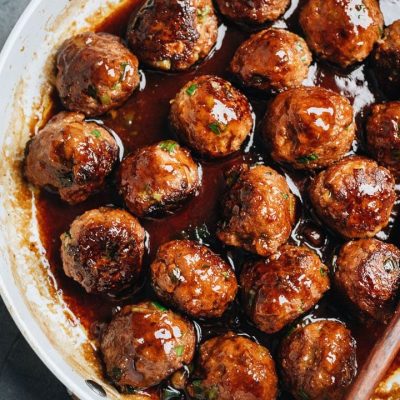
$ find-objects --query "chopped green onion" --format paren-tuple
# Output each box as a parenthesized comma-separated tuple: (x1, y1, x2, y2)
(159, 140, 178, 154)
(296, 153, 319, 164)
(152, 301, 167, 311)
(209, 122, 225, 136)
(100, 94, 111, 106)
(174, 345, 185, 356)
(281, 192, 289, 200)
(197, 5, 210, 20)
(186, 83, 198, 96)
(320, 267, 327, 277)
(222, 271, 230, 280)
(89, 129, 101, 138)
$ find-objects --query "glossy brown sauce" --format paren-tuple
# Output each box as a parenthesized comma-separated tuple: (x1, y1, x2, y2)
(34, 0, 400, 398)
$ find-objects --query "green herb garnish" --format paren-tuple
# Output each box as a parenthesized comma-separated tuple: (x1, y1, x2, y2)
(281, 192, 289, 200)
(320, 267, 327, 277)
(89, 129, 101, 138)
(152, 301, 167, 311)
(222, 271, 230, 280)
(186, 83, 198, 96)
(100, 94, 111, 106)
(209, 122, 225, 136)
(174, 345, 185, 356)
(197, 5, 210, 20)
(296, 153, 319, 164)
(159, 140, 178, 154)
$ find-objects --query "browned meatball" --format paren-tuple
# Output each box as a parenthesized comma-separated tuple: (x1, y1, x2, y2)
(309, 156, 396, 239)
(170, 75, 254, 158)
(24, 112, 118, 205)
(230, 28, 312, 93)
(101, 302, 196, 390)
(240, 245, 330, 334)
(279, 320, 357, 400)
(118, 141, 200, 218)
(366, 102, 400, 180)
(150, 240, 238, 318)
(335, 239, 400, 322)
(215, 0, 290, 25)
(188, 332, 278, 400)
(56, 32, 140, 117)
(263, 87, 355, 170)
(217, 164, 296, 256)
(373, 20, 400, 99)
(299, 0, 383, 68)
(60, 207, 145, 294)
(127, 0, 218, 71)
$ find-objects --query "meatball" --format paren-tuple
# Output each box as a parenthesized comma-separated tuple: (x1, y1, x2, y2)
(127, 0, 218, 71)
(366, 102, 400, 180)
(118, 141, 200, 217)
(101, 302, 196, 390)
(188, 332, 278, 400)
(217, 164, 296, 256)
(56, 32, 140, 117)
(299, 0, 383, 68)
(335, 238, 400, 322)
(372, 20, 400, 99)
(215, 0, 290, 25)
(263, 87, 355, 170)
(279, 320, 357, 400)
(60, 207, 145, 294)
(170, 75, 254, 158)
(230, 28, 312, 93)
(24, 112, 119, 205)
(240, 245, 330, 334)
(309, 156, 396, 239)
(150, 240, 238, 318)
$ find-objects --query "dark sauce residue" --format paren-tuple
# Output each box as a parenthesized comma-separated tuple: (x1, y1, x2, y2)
(34, 0, 400, 398)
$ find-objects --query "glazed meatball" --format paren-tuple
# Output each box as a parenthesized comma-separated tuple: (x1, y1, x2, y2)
(373, 21, 400, 99)
(263, 87, 355, 170)
(241, 245, 330, 334)
(118, 141, 200, 217)
(56, 32, 140, 117)
(217, 164, 296, 256)
(366, 102, 400, 179)
(127, 0, 218, 71)
(24, 112, 119, 205)
(60, 207, 145, 294)
(299, 0, 383, 68)
(279, 320, 357, 400)
(170, 75, 254, 158)
(188, 332, 278, 400)
(150, 240, 238, 318)
(101, 302, 196, 390)
(216, 0, 290, 25)
(309, 156, 396, 239)
(335, 239, 400, 322)
(230, 28, 312, 93)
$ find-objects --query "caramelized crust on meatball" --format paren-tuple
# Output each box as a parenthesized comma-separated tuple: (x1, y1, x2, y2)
(335, 238, 400, 322)
(366, 102, 400, 179)
(230, 28, 312, 93)
(241, 245, 330, 334)
(118, 141, 200, 218)
(170, 75, 254, 158)
(299, 0, 383, 67)
(279, 320, 357, 400)
(151, 240, 238, 318)
(309, 156, 396, 239)
(24, 112, 119, 204)
(56, 32, 140, 117)
(188, 332, 278, 400)
(60, 207, 145, 294)
(263, 87, 355, 170)
(101, 302, 196, 390)
(217, 164, 296, 256)
(127, 0, 218, 71)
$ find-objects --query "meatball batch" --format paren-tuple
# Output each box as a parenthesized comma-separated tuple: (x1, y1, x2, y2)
(241, 245, 330, 334)
(279, 320, 357, 400)
(215, 0, 290, 25)
(150, 240, 238, 318)
(56, 32, 140, 117)
(373, 20, 400, 99)
(309, 156, 396, 239)
(366, 102, 400, 180)
(60, 207, 145, 294)
(24, 112, 119, 204)
(299, 0, 383, 68)
(127, 0, 218, 71)
(118, 141, 200, 217)
(230, 28, 312, 93)
(263, 87, 355, 170)
(188, 332, 278, 400)
(335, 239, 400, 322)
(101, 302, 196, 390)
(170, 75, 254, 158)
(217, 164, 296, 256)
